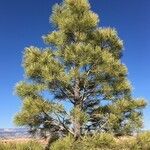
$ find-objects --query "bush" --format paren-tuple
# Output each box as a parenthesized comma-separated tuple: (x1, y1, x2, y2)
(82, 133, 115, 149)
(51, 133, 115, 150)
(136, 131, 150, 149)
(51, 132, 150, 150)
(115, 131, 150, 150)
(51, 135, 75, 150)
(115, 137, 138, 150)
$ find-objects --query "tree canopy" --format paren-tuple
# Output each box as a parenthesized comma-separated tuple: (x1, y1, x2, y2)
(14, 0, 146, 147)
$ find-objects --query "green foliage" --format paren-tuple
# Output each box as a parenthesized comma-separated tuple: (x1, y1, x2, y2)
(115, 132, 150, 150)
(115, 137, 138, 150)
(107, 99, 146, 135)
(70, 106, 89, 125)
(51, 135, 74, 150)
(136, 131, 150, 149)
(1, 132, 150, 150)
(15, 0, 146, 145)
(81, 133, 115, 149)
(51, 132, 150, 150)
(51, 133, 115, 150)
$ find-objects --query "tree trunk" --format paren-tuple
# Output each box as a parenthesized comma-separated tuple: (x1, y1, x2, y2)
(74, 112, 81, 140)
(44, 135, 58, 150)
(73, 78, 82, 139)
(45, 137, 51, 150)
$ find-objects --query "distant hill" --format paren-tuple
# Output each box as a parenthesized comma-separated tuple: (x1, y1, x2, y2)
(0, 128, 30, 139)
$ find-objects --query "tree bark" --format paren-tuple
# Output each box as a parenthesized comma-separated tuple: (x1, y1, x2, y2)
(73, 78, 82, 139)
(44, 134, 58, 150)
(74, 111, 81, 140)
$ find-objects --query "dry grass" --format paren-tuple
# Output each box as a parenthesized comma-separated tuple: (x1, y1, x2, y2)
(0, 137, 47, 145)
(0, 139, 44, 150)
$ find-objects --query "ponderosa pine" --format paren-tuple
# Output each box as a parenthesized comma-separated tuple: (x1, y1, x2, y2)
(14, 0, 146, 147)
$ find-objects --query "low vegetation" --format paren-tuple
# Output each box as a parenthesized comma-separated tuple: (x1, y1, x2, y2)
(50, 132, 150, 150)
(1, 132, 150, 150)
(0, 140, 44, 150)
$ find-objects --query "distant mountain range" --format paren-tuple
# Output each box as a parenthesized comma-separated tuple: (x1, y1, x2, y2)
(0, 128, 30, 139)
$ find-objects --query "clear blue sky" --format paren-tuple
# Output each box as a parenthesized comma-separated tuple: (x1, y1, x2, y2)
(0, 0, 150, 129)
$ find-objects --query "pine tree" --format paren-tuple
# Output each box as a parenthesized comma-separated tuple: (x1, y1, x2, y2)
(14, 0, 146, 146)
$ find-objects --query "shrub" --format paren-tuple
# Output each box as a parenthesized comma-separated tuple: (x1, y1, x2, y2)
(82, 133, 115, 149)
(115, 137, 138, 150)
(115, 131, 150, 150)
(51, 133, 115, 150)
(51, 135, 75, 150)
(136, 131, 150, 149)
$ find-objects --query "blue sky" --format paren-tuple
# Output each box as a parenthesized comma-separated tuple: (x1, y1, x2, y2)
(0, 0, 150, 129)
